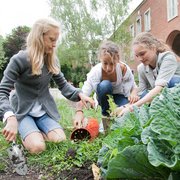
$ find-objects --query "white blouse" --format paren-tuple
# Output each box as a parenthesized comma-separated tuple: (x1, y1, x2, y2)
(82, 62, 136, 97)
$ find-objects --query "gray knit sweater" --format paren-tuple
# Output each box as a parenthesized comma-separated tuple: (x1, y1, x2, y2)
(0, 50, 81, 122)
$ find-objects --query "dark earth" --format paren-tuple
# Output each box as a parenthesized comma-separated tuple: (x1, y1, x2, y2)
(0, 131, 95, 180)
(0, 130, 95, 180)
(0, 160, 94, 180)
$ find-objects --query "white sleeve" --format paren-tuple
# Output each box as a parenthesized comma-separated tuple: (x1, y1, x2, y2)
(82, 80, 94, 96)
(82, 64, 101, 96)
(3, 111, 15, 123)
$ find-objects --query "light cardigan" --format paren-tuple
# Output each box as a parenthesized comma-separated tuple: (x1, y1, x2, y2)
(82, 62, 136, 97)
(0, 50, 81, 122)
(137, 51, 180, 94)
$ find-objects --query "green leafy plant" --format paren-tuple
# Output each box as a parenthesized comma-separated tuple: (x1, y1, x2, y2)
(107, 95, 117, 116)
(0, 98, 103, 178)
(98, 85, 180, 179)
(0, 122, 9, 171)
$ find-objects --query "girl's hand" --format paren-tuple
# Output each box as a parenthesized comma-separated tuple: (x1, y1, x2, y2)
(112, 106, 124, 117)
(113, 105, 133, 117)
(2, 116, 18, 142)
(128, 93, 139, 104)
(73, 110, 84, 129)
(117, 106, 131, 117)
(78, 93, 95, 109)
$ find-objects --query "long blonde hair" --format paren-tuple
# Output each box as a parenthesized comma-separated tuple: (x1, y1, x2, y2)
(26, 17, 60, 75)
(132, 32, 170, 53)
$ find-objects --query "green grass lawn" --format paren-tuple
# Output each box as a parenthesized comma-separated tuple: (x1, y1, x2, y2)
(0, 99, 104, 178)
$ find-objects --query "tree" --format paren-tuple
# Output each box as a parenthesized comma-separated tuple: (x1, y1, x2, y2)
(0, 35, 6, 71)
(49, 0, 132, 85)
(1, 26, 30, 79)
(110, 17, 133, 62)
(50, 0, 103, 66)
(3, 26, 30, 62)
(93, 0, 131, 40)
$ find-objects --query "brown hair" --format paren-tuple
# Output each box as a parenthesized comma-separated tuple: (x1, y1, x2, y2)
(98, 40, 120, 63)
(132, 32, 170, 53)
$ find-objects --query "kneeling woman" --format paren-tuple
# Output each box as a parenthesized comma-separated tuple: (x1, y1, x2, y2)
(116, 32, 180, 116)
(74, 40, 139, 131)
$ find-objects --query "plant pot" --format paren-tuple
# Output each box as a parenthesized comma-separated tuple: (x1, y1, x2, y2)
(71, 117, 99, 142)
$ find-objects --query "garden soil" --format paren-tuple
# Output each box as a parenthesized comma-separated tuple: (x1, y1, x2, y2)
(0, 161, 94, 180)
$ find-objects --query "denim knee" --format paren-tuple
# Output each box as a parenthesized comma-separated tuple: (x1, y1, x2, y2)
(168, 75, 180, 88)
(97, 80, 112, 95)
(96, 80, 113, 116)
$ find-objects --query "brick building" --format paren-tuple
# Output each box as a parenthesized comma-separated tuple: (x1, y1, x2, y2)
(126, 0, 180, 70)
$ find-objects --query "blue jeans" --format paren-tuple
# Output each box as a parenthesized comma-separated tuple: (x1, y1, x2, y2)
(167, 75, 180, 88)
(141, 75, 180, 98)
(97, 80, 128, 116)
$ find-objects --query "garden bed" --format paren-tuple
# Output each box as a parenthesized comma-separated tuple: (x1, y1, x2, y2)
(0, 161, 94, 180)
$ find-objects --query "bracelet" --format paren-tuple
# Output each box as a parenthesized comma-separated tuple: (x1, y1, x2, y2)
(75, 109, 83, 113)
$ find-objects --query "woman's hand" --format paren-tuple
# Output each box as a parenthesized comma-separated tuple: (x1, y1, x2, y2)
(73, 110, 84, 129)
(117, 106, 131, 117)
(2, 116, 18, 142)
(111, 106, 124, 117)
(128, 93, 139, 104)
(113, 105, 133, 117)
(78, 93, 95, 109)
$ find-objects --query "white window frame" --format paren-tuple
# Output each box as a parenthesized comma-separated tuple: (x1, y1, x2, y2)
(129, 24, 135, 37)
(136, 16, 142, 34)
(167, 0, 178, 21)
(144, 8, 151, 31)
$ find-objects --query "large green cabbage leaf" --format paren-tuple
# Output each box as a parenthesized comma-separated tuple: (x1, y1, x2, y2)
(142, 85, 180, 170)
(106, 145, 170, 179)
(98, 85, 180, 179)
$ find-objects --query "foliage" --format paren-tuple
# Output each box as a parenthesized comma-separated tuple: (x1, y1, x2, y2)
(111, 18, 133, 63)
(0, 36, 6, 72)
(98, 85, 180, 179)
(26, 99, 102, 176)
(0, 127, 9, 171)
(102, 0, 131, 39)
(51, 0, 102, 66)
(49, 0, 132, 82)
(145, 85, 180, 169)
(0, 26, 30, 80)
(0, 98, 102, 176)
(107, 95, 118, 117)
(1, 86, 180, 178)
(60, 64, 90, 87)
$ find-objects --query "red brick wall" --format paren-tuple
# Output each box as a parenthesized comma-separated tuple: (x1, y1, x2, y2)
(131, 0, 180, 41)
(127, 0, 180, 71)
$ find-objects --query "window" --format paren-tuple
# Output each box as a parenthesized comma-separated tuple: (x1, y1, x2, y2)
(136, 17, 142, 34)
(129, 24, 135, 37)
(167, 0, 178, 21)
(144, 9, 151, 31)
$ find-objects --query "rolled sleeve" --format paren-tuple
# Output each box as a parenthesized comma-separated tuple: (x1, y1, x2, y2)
(155, 53, 177, 87)
(3, 111, 15, 123)
(53, 72, 81, 102)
